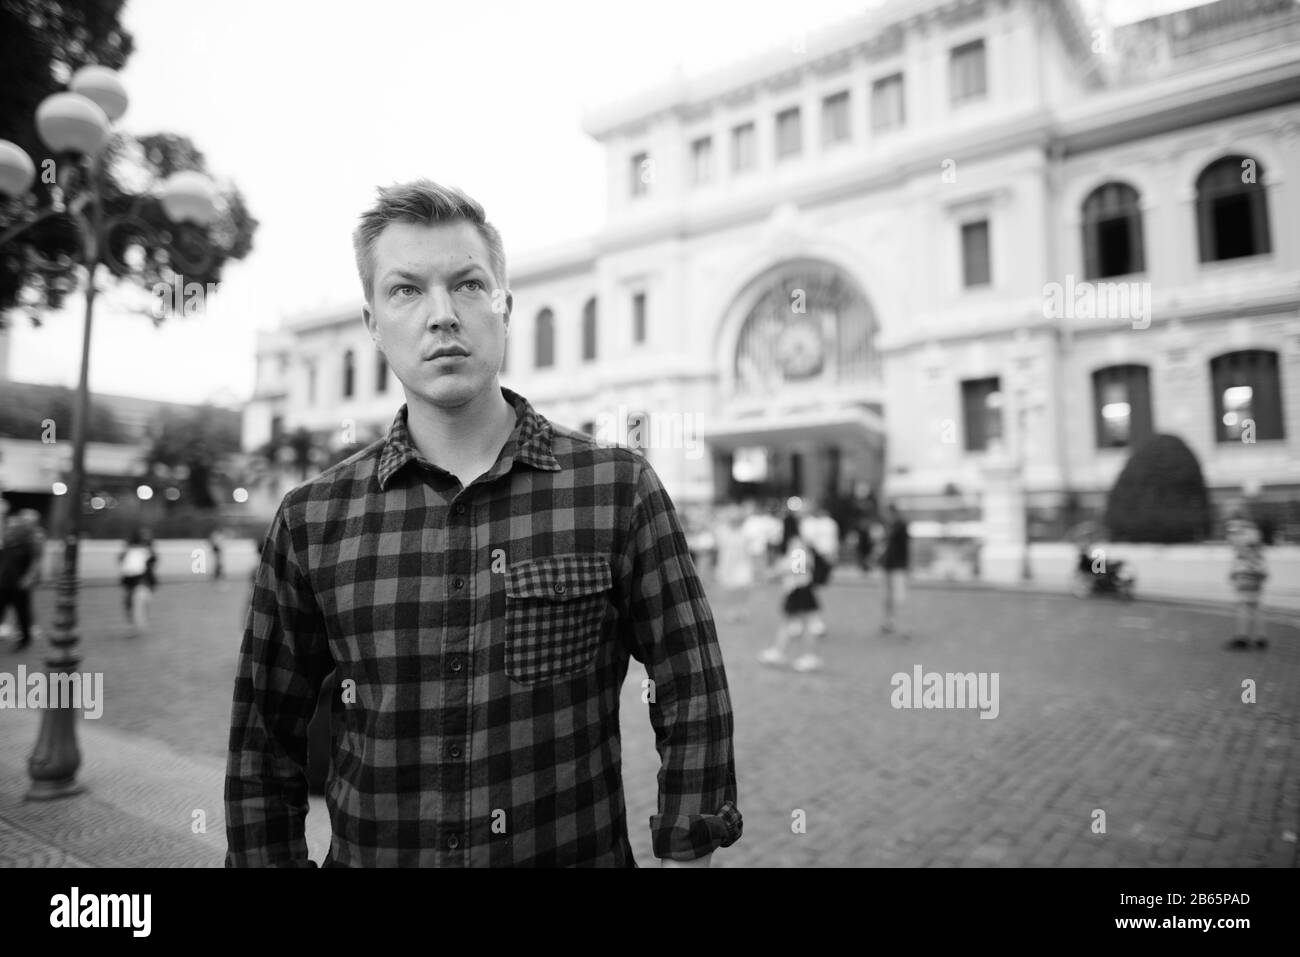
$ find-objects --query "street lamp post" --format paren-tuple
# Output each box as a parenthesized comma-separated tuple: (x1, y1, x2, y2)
(0, 67, 219, 799)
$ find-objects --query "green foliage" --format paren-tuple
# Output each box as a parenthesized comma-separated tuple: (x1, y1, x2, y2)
(1104, 433, 1211, 543)
(0, 3, 259, 323)
(0, 381, 127, 442)
(146, 404, 242, 509)
(0, 0, 133, 313)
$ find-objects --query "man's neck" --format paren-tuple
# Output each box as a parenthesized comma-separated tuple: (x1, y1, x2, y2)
(404, 384, 518, 485)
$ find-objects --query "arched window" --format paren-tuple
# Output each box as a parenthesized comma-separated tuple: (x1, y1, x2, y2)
(582, 297, 597, 361)
(375, 351, 388, 394)
(1197, 155, 1271, 262)
(534, 308, 554, 369)
(342, 350, 355, 398)
(732, 260, 878, 396)
(1092, 364, 1152, 449)
(1210, 350, 1284, 442)
(1082, 182, 1144, 279)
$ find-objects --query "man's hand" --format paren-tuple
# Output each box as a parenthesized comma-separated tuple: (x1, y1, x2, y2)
(659, 852, 712, 868)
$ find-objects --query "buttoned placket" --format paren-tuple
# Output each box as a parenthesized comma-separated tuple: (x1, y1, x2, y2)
(434, 446, 521, 864)
(439, 480, 474, 864)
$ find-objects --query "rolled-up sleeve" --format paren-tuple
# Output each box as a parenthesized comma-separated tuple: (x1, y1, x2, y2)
(224, 501, 330, 867)
(621, 461, 741, 861)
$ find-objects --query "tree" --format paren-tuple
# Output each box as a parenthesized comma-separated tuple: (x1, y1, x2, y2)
(258, 426, 330, 483)
(146, 404, 242, 509)
(0, 383, 127, 442)
(0, 2, 258, 324)
(1104, 433, 1211, 543)
(1, 0, 132, 314)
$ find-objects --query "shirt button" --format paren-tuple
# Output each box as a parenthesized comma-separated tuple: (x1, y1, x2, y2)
(447, 835, 460, 850)
(450, 745, 462, 759)
(453, 503, 466, 515)
(553, 583, 566, 595)
(453, 577, 465, 590)
(450, 658, 463, 673)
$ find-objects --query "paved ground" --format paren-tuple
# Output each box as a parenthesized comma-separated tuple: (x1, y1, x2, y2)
(0, 575, 1296, 867)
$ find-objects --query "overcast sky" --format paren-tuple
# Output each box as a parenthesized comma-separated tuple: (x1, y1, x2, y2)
(7, 0, 1208, 406)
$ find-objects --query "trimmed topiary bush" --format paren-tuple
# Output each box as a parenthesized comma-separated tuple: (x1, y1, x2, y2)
(1104, 434, 1211, 543)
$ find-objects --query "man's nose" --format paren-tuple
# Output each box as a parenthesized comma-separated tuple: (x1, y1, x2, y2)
(424, 287, 459, 331)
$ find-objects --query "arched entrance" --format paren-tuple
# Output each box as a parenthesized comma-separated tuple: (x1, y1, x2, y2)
(705, 259, 885, 508)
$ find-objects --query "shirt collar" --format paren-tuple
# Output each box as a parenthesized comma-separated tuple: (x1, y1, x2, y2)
(377, 387, 560, 490)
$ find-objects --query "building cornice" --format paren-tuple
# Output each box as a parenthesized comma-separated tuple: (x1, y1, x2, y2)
(582, 108, 1056, 261)
(581, 0, 1025, 141)
(1056, 44, 1300, 156)
(514, 49, 1300, 280)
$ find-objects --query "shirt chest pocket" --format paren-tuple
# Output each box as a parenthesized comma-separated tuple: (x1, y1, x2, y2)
(504, 554, 612, 683)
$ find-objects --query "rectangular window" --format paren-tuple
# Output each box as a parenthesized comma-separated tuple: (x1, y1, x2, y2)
(1211, 350, 1284, 442)
(871, 73, 905, 132)
(630, 151, 649, 197)
(1101, 381, 1132, 447)
(1092, 365, 1153, 449)
(731, 122, 756, 173)
(962, 220, 991, 288)
(961, 377, 1003, 452)
(950, 39, 987, 105)
(691, 136, 713, 186)
(632, 291, 647, 344)
(775, 107, 801, 160)
(821, 91, 850, 147)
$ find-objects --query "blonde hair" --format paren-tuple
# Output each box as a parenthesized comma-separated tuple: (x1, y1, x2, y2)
(352, 179, 507, 303)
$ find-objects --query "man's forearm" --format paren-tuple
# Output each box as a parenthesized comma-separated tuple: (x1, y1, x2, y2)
(660, 852, 712, 868)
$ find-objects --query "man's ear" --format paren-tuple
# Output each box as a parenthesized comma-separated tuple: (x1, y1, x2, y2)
(502, 290, 513, 333)
(362, 302, 381, 350)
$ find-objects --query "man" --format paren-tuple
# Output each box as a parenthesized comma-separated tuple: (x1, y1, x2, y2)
(0, 511, 39, 650)
(225, 180, 740, 867)
(879, 503, 910, 636)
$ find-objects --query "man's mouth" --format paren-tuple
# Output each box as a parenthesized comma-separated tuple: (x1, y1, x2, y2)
(425, 346, 470, 360)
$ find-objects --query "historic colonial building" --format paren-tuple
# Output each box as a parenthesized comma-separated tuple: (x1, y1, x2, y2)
(244, 0, 1300, 542)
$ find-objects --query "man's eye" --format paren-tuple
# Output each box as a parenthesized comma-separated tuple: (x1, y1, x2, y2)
(457, 279, 486, 293)
(391, 285, 418, 298)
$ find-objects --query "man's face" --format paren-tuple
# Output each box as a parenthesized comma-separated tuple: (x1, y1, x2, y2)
(363, 221, 510, 410)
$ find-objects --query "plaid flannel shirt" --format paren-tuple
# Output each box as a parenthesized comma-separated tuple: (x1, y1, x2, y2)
(225, 388, 741, 866)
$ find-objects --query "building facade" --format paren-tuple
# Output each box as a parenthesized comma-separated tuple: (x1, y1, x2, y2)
(245, 0, 1300, 542)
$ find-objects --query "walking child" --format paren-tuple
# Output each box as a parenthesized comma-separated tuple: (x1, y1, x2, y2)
(757, 533, 823, 672)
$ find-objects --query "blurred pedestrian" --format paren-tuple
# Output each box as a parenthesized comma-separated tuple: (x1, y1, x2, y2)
(120, 529, 158, 633)
(741, 501, 775, 585)
(758, 532, 822, 671)
(855, 514, 875, 571)
(800, 503, 839, 639)
(1224, 508, 1268, 650)
(18, 510, 45, 642)
(0, 511, 39, 651)
(209, 525, 226, 581)
(880, 504, 911, 636)
(715, 506, 752, 589)
(0, 498, 10, 642)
